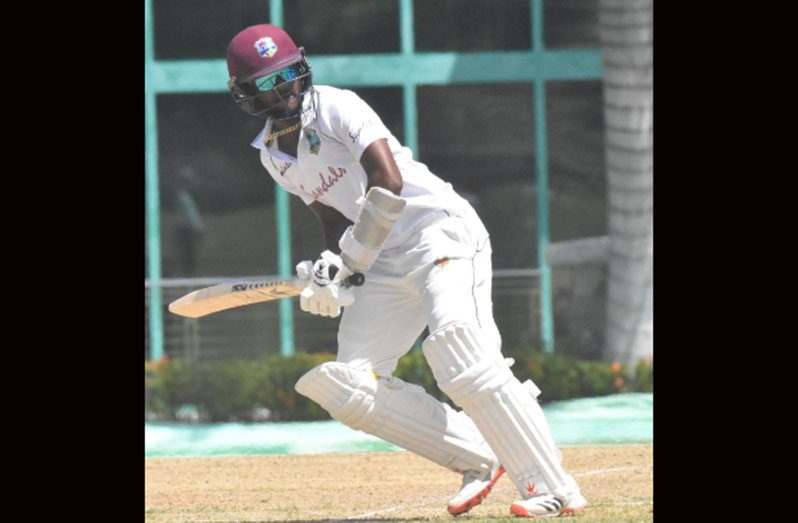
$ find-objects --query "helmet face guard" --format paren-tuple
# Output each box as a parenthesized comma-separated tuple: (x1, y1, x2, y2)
(228, 52, 313, 120)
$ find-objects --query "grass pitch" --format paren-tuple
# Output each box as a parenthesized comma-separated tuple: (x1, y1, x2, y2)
(145, 445, 652, 522)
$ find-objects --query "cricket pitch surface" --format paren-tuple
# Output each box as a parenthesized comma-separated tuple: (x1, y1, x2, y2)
(146, 445, 653, 522)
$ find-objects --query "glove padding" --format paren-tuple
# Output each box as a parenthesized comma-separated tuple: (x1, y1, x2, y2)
(296, 250, 355, 318)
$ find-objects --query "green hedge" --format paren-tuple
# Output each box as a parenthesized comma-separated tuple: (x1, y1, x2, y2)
(145, 350, 652, 422)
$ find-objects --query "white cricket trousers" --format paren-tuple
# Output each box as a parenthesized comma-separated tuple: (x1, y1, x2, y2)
(336, 207, 502, 375)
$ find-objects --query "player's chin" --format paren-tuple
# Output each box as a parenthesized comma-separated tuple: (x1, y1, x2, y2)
(266, 95, 299, 119)
(270, 101, 301, 120)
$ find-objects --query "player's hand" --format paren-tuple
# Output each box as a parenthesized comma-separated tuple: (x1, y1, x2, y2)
(295, 259, 314, 280)
(311, 250, 353, 286)
(296, 251, 355, 318)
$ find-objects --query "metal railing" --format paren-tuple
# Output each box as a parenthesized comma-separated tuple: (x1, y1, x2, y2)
(145, 0, 603, 359)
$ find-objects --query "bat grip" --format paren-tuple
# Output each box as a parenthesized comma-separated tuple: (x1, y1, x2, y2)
(327, 265, 365, 287)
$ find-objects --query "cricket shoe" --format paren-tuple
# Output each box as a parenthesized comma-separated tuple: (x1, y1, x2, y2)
(447, 462, 505, 516)
(509, 492, 588, 518)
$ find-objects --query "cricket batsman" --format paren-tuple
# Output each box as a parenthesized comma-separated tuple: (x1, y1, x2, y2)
(225, 24, 587, 517)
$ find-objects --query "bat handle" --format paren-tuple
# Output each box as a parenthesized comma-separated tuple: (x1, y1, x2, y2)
(327, 265, 365, 287)
(347, 272, 365, 287)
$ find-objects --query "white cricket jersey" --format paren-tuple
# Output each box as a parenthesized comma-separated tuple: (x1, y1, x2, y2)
(251, 85, 471, 249)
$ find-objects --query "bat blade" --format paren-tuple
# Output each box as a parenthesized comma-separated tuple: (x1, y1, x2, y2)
(168, 278, 307, 318)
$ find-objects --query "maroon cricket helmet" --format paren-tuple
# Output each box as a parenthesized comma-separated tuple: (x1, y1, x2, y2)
(226, 24, 304, 83)
(226, 25, 313, 119)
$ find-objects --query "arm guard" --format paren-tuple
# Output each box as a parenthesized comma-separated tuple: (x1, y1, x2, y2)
(339, 187, 406, 273)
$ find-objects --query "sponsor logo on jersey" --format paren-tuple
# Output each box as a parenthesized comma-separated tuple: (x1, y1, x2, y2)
(348, 126, 363, 143)
(300, 167, 347, 201)
(269, 156, 291, 176)
(254, 37, 278, 58)
(306, 128, 321, 155)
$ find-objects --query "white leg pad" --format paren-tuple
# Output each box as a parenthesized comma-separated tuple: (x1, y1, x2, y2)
(521, 379, 563, 464)
(422, 322, 579, 500)
(295, 361, 497, 474)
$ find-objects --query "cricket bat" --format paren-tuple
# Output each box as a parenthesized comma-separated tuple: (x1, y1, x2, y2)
(168, 273, 364, 318)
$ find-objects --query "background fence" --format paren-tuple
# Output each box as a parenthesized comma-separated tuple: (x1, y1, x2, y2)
(146, 0, 617, 362)
(146, 269, 541, 361)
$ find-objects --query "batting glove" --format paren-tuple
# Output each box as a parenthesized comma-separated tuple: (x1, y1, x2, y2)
(296, 250, 355, 318)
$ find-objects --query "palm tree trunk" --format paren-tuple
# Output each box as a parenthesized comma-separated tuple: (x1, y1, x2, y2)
(600, 0, 653, 366)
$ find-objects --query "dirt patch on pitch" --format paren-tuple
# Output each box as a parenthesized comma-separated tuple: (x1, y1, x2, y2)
(145, 445, 653, 522)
